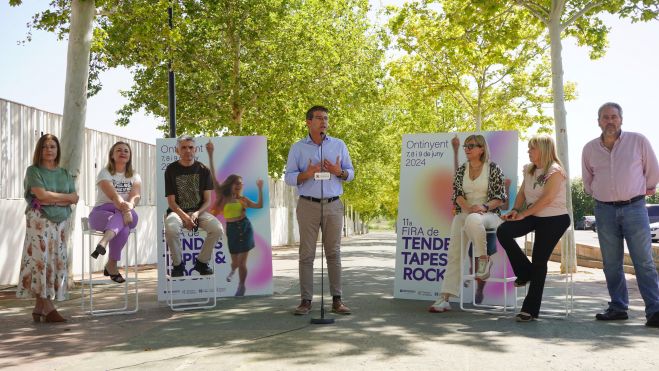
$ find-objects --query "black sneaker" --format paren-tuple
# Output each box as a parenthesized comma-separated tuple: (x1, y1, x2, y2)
(171, 263, 185, 277)
(595, 308, 628, 321)
(193, 259, 214, 275)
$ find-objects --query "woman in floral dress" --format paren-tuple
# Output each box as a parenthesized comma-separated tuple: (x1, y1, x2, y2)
(17, 134, 79, 323)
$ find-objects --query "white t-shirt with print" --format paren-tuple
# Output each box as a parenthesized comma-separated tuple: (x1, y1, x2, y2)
(95, 168, 141, 206)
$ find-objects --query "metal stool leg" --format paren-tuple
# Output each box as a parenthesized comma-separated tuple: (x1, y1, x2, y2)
(80, 217, 139, 316)
(460, 228, 517, 313)
(162, 219, 217, 311)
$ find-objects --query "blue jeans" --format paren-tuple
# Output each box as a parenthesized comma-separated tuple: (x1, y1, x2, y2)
(595, 198, 659, 318)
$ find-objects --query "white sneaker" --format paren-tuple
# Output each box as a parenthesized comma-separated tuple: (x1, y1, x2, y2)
(476, 258, 493, 280)
(428, 298, 451, 313)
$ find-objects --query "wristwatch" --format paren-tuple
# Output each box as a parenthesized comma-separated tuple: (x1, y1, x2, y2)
(339, 170, 346, 179)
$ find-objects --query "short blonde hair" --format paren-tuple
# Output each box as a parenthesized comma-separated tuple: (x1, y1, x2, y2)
(464, 134, 490, 163)
(527, 134, 563, 175)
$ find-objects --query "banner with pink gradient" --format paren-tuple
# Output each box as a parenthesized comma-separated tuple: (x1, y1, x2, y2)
(156, 136, 273, 301)
(394, 131, 518, 304)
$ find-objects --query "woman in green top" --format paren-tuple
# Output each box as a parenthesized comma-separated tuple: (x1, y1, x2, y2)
(17, 134, 79, 323)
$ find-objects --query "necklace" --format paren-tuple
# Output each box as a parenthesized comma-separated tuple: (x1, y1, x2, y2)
(468, 162, 483, 180)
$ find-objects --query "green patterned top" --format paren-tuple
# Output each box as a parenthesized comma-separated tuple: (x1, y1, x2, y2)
(24, 165, 75, 222)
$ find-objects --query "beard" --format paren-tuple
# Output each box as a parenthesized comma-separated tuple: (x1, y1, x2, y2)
(603, 124, 620, 136)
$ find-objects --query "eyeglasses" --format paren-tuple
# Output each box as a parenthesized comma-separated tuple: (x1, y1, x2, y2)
(463, 144, 482, 150)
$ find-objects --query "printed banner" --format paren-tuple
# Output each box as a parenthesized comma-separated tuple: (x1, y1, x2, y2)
(394, 131, 518, 305)
(156, 136, 273, 300)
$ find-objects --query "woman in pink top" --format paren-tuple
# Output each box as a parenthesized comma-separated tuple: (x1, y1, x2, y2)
(496, 134, 570, 322)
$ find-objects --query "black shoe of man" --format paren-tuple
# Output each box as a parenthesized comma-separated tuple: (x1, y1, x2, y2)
(193, 259, 214, 275)
(595, 308, 628, 321)
(171, 263, 185, 277)
(646, 311, 659, 327)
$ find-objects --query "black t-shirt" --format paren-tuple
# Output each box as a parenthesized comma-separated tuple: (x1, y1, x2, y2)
(164, 161, 213, 213)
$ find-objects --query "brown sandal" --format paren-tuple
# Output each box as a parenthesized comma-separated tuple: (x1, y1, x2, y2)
(44, 309, 67, 323)
(104, 267, 126, 283)
(32, 312, 43, 322)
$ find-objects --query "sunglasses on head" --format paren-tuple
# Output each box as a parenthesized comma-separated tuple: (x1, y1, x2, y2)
(463, 144, 482, 149)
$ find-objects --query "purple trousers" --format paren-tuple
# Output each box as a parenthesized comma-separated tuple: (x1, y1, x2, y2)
(88, 203, 138, 261)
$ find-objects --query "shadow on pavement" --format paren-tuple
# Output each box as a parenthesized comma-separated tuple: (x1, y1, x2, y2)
(0, 232, 657, 370)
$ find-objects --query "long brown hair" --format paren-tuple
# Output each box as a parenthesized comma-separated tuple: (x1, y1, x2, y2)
(106, 141, 134, 178)
(218, 174, 243, 199)
(32, 133, 61, 166)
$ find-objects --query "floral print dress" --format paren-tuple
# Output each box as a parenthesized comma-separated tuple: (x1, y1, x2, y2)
(16, 209, 68, 301)
(17, 165, 74, 301)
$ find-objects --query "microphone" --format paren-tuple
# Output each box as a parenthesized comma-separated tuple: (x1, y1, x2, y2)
(315, 131, 330, 181)
(311, 129, 334, 324)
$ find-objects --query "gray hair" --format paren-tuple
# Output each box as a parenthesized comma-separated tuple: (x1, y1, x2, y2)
(177, 135, 195, 145)
(597, 102, 623, 119)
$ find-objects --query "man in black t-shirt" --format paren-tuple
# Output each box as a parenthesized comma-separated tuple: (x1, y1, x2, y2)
(164, 135, 223, 277)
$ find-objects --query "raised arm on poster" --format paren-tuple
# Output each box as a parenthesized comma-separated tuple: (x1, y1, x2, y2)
(156, 135, 272, 301)
(163, 135, 224, 277)
(206, 141, 263, 296)
(394, 131, 518, 305)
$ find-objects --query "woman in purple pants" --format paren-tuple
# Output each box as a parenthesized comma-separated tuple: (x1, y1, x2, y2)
(88, 142, 141, 283)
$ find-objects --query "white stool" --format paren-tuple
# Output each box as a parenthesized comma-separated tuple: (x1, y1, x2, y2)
(80, 217, 139, 316)
(522, 230, 573, 318)
(163, 217, 217, 311)
(460, 228, 517, 313)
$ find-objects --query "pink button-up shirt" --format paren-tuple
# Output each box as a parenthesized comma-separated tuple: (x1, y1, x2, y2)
(582, 131, 659, 202)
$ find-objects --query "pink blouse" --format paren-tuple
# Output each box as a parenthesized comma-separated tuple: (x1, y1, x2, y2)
(523, 163, 568, 217)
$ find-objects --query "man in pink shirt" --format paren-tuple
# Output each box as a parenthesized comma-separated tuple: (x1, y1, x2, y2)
(582, 102, 659, 327)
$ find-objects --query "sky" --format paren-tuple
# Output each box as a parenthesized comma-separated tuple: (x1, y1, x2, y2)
(1, 1, 658, 179)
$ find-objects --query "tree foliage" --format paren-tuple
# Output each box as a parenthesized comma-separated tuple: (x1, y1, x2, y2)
(570, 177, 595, 221)
(15, 0, 657, 222)
(12, 0, 396, 220)
(385, 0, 571, 134)
(505, 0, 659, 171)
(510, 0, 659, 58)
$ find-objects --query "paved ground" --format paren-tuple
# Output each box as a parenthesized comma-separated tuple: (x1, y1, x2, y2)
(1, 231, 658, 371)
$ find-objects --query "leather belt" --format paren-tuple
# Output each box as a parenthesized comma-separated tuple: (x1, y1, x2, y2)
(300, 195, 339, 204)
(598, 195, 644, 206)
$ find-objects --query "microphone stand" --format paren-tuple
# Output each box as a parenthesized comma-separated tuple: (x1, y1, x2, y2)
(311, 132, 334, 325)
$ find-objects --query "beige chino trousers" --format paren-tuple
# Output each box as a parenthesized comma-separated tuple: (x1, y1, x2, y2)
(296, 197, 344, 301)
(165, 211, 224, 266)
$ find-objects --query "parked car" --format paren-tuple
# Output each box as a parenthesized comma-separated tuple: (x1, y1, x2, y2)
(647, 204, 659, 224)
(575, 215, 597, 231)
(651, 222, 659, 243)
